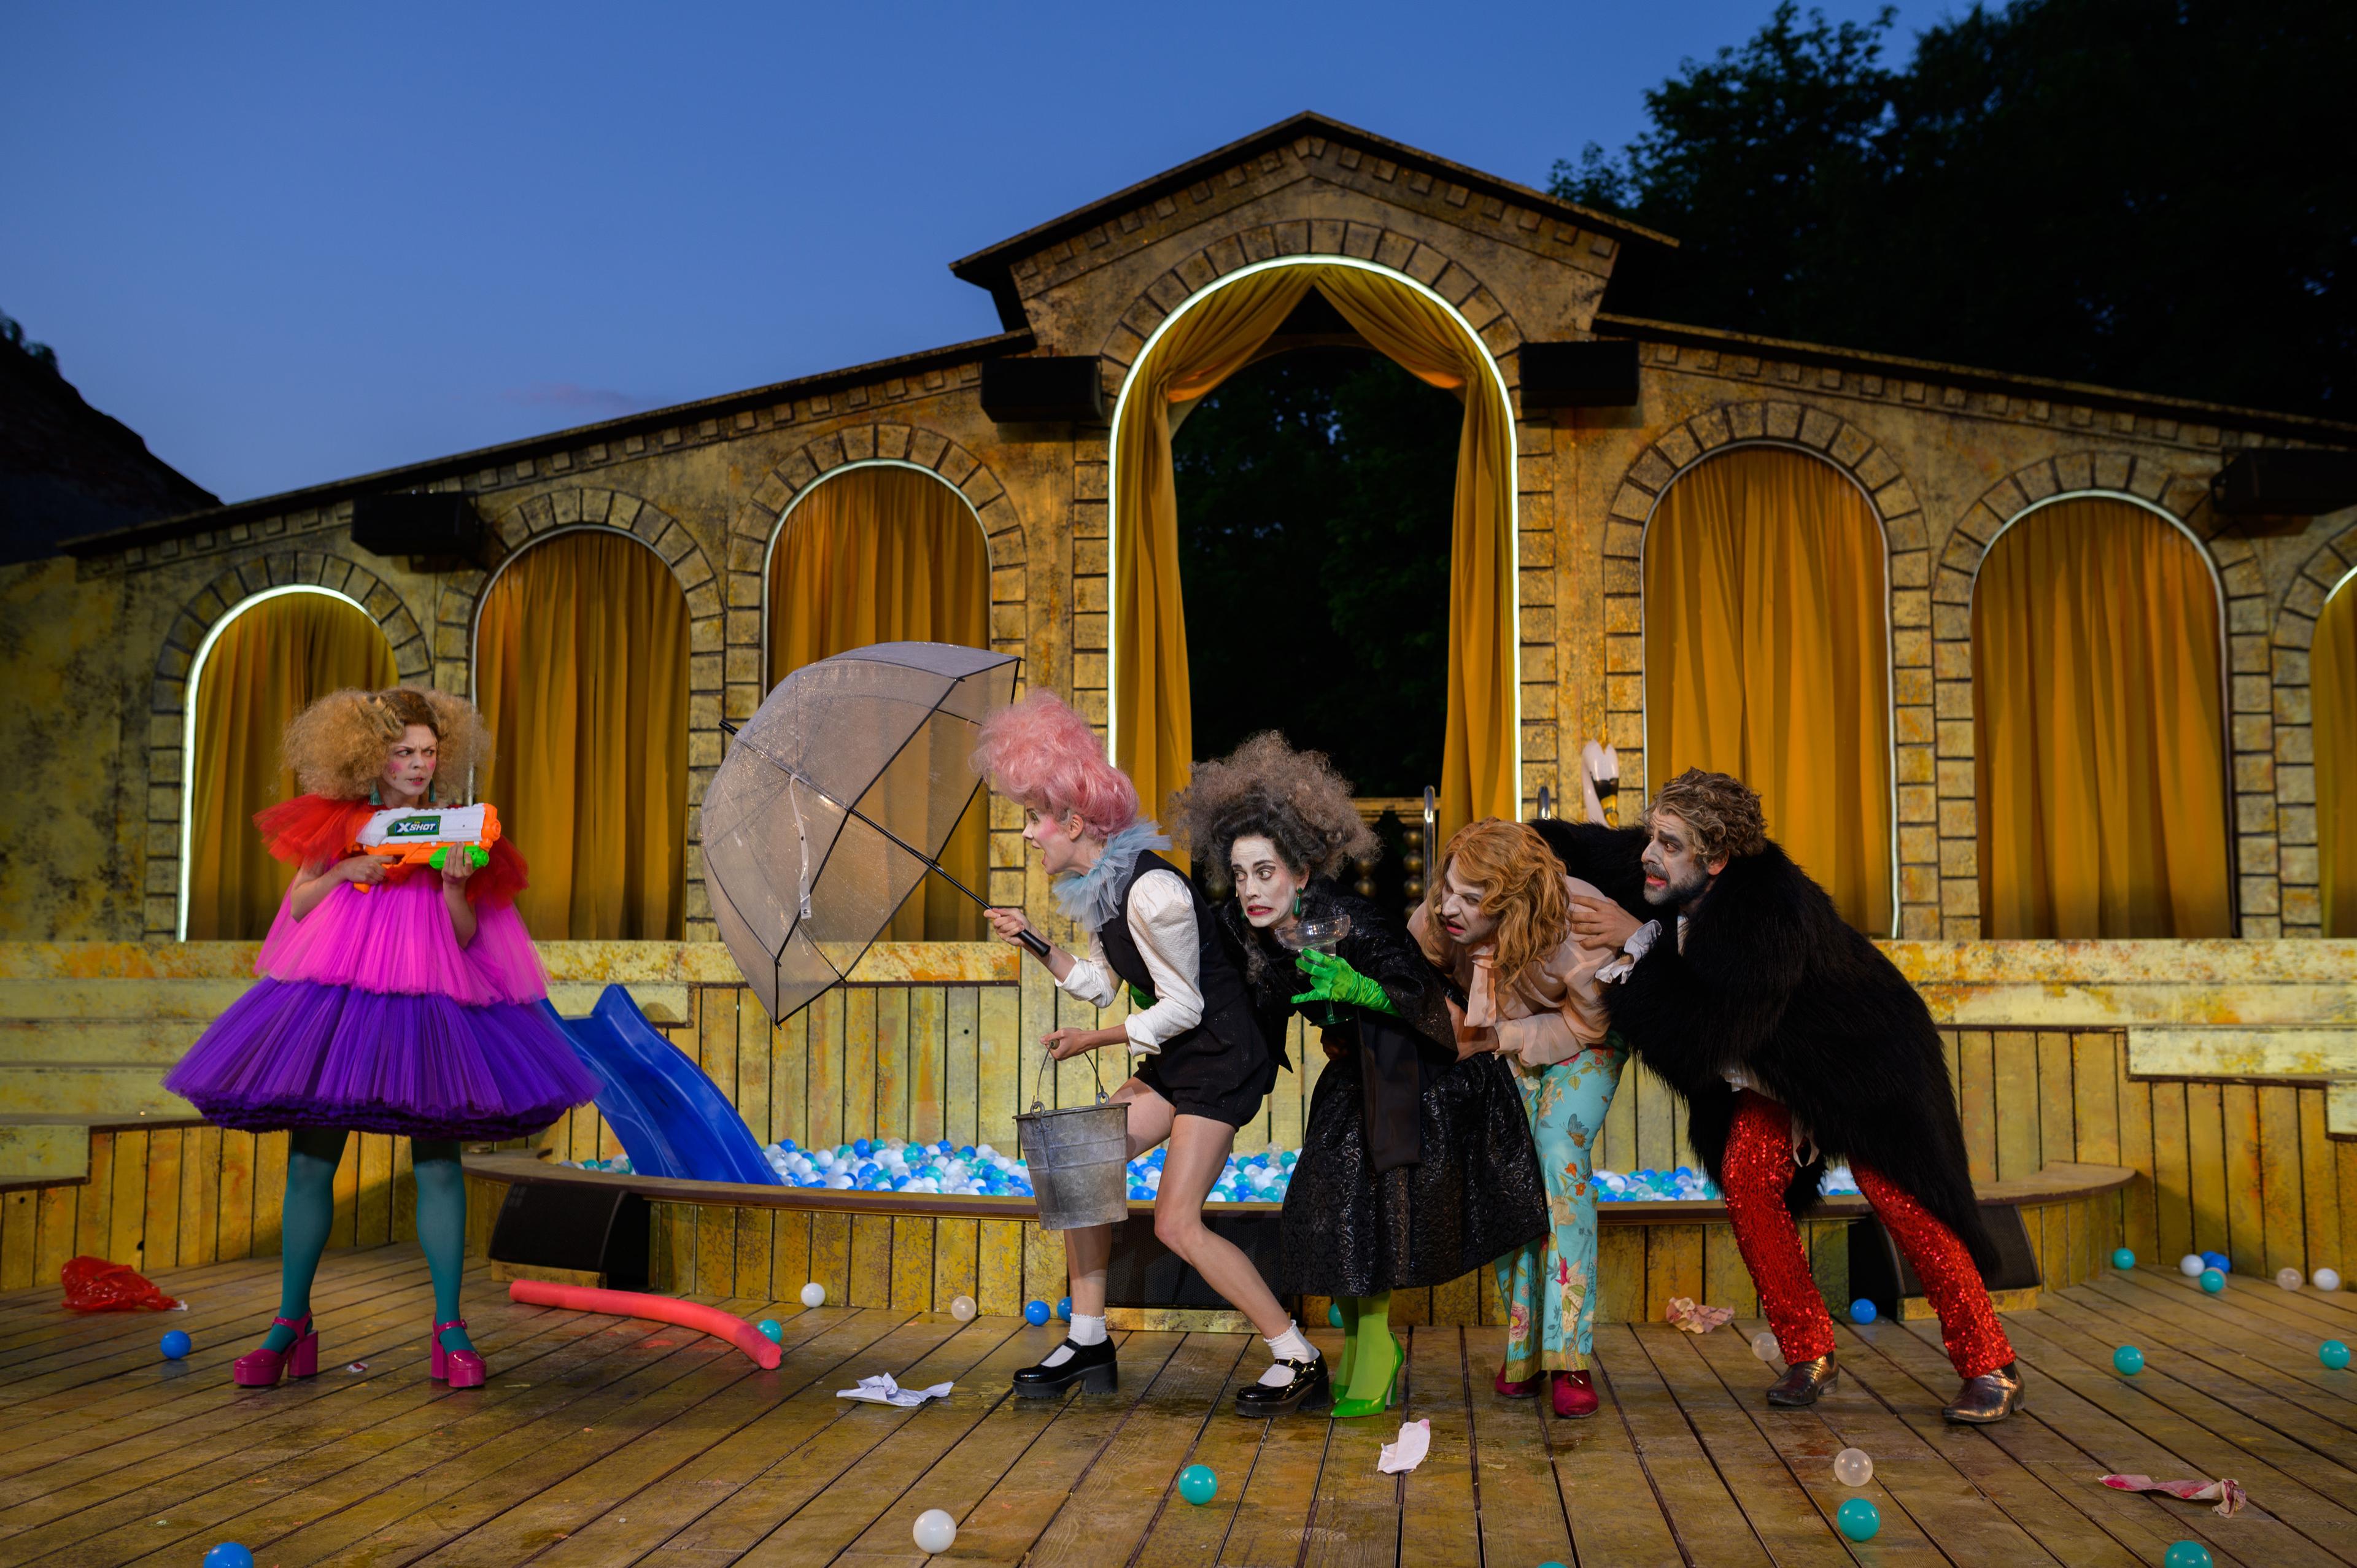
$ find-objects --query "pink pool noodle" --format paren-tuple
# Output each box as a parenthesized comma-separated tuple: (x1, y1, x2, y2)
(506, 1279, 783, 1369)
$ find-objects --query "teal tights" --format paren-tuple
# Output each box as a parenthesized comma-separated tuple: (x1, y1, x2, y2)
(261, 1130, 473, 1354)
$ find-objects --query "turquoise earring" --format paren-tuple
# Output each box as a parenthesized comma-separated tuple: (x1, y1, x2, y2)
(1292, 890, 1304, 917)
(368, 783, 382, 806)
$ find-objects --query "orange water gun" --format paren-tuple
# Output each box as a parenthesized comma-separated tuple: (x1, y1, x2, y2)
(347, 802, 502, 886)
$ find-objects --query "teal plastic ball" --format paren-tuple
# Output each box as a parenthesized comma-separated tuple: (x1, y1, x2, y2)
(160, 1329, 192, 1360)
(2112, 1248, 2137, 1269)
(1836, 1497, 1880, 1542)
(1849, 1298, 1877, 1325)
(1178, 1463, 1218, 1505)
(2322, 1340, 2351, 1370)
(2113, 1344, 2144, 1375)
(2163, 1540, 2214, 1568)
(2199, 1268, 2227, 1294)
(203, 1547, 255, 1568)
(1328, 1302, 1343, 1328)
(756, 1318, 783, 1343)
(1024, 1299, 1051, 1326)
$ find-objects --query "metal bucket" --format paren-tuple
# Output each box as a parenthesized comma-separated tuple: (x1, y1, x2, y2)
(1016, 1054, 1130, 1231)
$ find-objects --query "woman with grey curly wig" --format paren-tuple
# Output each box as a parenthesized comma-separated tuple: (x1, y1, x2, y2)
(1169, 735, 1547, 1420)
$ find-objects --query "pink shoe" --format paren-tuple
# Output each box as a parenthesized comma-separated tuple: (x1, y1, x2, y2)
(233, 1314, 318, 1388)
(1494, 1367, 1542, 1398)
(1552, 1369, 1600, 1419)
(431, 1319, 486, 1389)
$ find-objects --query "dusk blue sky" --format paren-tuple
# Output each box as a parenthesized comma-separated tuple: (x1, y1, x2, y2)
(9, 1, 1927, 506)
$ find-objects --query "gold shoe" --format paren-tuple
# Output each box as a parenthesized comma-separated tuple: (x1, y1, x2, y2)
(1943, 1361, 2026, 1424)
(1765, 1352, 1838, 1406)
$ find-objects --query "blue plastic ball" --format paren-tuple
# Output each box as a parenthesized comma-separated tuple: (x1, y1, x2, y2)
(203, 1546, 255, 1568)
(757, 1318, 783, 1343)
(1024, 1299, 1051, 1326)
(1328, 1301, 1344, 1328)
(1056, 1296, 1072, 1322)
(2200, 1250, 2231, 1272)
(2322, 1340, 2351, 1370)
(1177, 1462, 1218, 1505)
(2200, 1268, 2227, 1294)
(1835, 1497, 1880, 1542)
(853, 1138, 872, 1157)
(160, 1329, 192, 1360)
(2163, 1541, 2214, 1568)
(2113, 1344, 2145, 1375)
(2112, 1248, 2137, 1270)
(1849, 1298, 1877, 1325)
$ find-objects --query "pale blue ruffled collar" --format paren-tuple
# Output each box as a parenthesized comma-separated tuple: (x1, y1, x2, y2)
(1052, 820, 1172, 929)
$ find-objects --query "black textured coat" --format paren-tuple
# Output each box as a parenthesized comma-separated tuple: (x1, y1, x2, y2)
(1598, 837, 1999, 1272)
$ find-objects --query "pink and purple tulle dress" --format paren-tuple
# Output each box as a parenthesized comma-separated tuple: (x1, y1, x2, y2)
(167, 794, 598, 1141)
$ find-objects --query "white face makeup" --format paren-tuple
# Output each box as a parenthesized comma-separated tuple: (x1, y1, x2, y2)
(1436, 861, 1498, 946)
(381, 724, 438, 806)
(1021, 805, 1095, 877)
(1229, 833, 1308, 929)
(1641, 808, 1724, 910)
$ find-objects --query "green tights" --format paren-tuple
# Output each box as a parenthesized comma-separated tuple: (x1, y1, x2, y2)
(261, 1129, 473, 1354)
(1333, 1291, 1404, 1413)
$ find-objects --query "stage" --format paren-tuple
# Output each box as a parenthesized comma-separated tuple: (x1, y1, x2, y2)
(1, 1248, 2350, 1565)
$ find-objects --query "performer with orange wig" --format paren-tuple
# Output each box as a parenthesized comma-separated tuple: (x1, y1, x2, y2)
(166, 687, 596, 1391)
(974, 692, 1325, 1415)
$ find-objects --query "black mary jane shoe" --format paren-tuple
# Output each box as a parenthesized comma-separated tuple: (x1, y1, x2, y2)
(1012, 1337, 1118, 1397)
(1234, 1354, 1331, 1418)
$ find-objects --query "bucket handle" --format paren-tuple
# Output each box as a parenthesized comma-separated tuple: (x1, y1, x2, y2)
(1029, 1043, 1110, 1114)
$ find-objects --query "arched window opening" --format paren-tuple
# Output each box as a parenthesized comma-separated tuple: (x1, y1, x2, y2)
(2316, 568, 2356, 936)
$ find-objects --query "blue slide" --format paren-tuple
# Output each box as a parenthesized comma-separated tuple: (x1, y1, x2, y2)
(542, 984, 781, 1186)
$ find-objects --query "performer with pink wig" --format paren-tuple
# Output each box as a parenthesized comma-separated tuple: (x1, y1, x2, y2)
(975, 692, 1326, 1415)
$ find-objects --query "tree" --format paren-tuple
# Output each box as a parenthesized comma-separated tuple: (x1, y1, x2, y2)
(1560, 0, 2357, 415)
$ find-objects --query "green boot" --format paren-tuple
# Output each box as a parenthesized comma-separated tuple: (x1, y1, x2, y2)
(1329, 1292, 1403, 1419)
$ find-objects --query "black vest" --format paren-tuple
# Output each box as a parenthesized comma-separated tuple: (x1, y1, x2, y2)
(1095, 852, 1272, 1065)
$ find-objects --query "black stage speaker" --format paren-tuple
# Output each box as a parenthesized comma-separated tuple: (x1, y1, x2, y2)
(1103, 1209, 1287, 1308)
(1519, 339, 1641, 410)
(980, 357, 1108, 425)
(487, 1181, 651, 1290)
(351, 492, 484, 559)
(1847, 1204, 2039, 1322)
(2210, 449, 2357, 519)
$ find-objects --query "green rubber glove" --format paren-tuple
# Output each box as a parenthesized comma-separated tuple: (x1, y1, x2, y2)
(1291, 949, 1396, 1016)
(1127, 983, 1157, 1011)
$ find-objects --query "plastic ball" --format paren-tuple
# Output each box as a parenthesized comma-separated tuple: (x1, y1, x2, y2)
(2178, 1253, 2207, 1278)
(203, 1547, 255, 1568)
(2279, 1266, 2306, 1291)
(756, 1319, 783, 1343)
(2163, 1541, 2214, 1568)
(2112, 1248, 2137, 1270)
(1849, 1298, 1877, 1325)
(911, 1507, 957, 1553)
(2200, 1250, 2231, 1273)
(1177, 1463, 1218, 1505)
(2322, 1340, 2351, 1370)
(950, 1295, 977, 1322)
(160, 1329, 192, 1360)
(1751, 1330, 1780, 1362)
(800, 1282, 826, 1308)
(1328, 1302, 1344, 1329)
(2199, 1268, 2226, 1294)
(1835, 1497, 1880, 1542)
(1832, 1447, 1873, 1486)
(2113, 1344, 2145, 1375)
(2316, 1267, 2343, 1292)
(1057, 1296, 1072, 1322)
(1024, 1299, 1051, 1327)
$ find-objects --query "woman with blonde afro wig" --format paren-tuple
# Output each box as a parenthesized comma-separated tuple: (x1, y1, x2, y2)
(971, 692, 1315, 1414)
(1169, 735, 1547, 1421)
(167, 685, 595, 1393)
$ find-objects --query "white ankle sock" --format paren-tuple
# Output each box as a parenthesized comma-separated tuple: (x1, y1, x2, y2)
(1259, 1321, 1315, 1385)
(1068, 1313, 1108, 1347)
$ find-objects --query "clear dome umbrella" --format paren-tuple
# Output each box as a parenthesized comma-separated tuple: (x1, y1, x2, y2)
(700, 641, 1039, 1022)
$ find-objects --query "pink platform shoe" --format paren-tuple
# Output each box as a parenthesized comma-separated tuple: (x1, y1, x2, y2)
(1493, 1367, 1542, 1398)
(1552, 1369, 1600, 1419)
(233, 1313, 318, 1388)
(431, 1318, 486, 1389)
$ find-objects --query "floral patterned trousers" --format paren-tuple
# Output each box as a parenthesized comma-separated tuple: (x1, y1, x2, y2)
(1492, 1040, 1627, 1378)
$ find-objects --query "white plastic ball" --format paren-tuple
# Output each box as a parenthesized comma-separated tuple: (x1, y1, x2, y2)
(2179, 1254, 2207, 1278)
(950, 1295, 977, 1321)
(2279, 1267, 2307, 1291)
(911, 1508, 957, 1553)
(1833, 1447, 1874, 1487)
(2316, 1267, 2343, 1292)
(800, 1282, 827, 1308)
(1751, 1330, 1780, 1363)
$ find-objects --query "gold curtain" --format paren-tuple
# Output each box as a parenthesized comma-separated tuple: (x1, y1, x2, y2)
(1644, 447, 1894, 933)
(1973, 497, 2232, 937)
(475, 530, 689, 940)
(2316, 573, 2356, 936)
(185, 592, 397, 938)
(768, 465, 991, 940)
(1112, 263, 1518, 839)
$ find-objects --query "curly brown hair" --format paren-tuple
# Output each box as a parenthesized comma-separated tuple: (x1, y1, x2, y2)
(1167, 732, 1376, 890)
(1645, 768, 1768, 863)
(1428, 819, 1569, 1000)
(281, 686, 492, 801)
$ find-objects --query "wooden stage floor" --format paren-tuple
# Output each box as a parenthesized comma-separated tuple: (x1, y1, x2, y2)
(6, 1248, 2357, 1566)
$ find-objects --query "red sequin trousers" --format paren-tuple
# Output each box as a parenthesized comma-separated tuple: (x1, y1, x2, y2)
(1721, 1091, 2015, 1379)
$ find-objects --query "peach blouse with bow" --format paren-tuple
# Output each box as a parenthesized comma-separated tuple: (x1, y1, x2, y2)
(1409, 875, 1618, 1068)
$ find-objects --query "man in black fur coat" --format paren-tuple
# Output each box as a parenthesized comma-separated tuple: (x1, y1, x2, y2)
(1554, 769, 2025, 1423)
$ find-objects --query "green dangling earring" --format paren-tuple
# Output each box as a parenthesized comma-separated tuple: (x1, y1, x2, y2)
(368, 783, 382, 806)
(1292, 890, 1305, 917)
